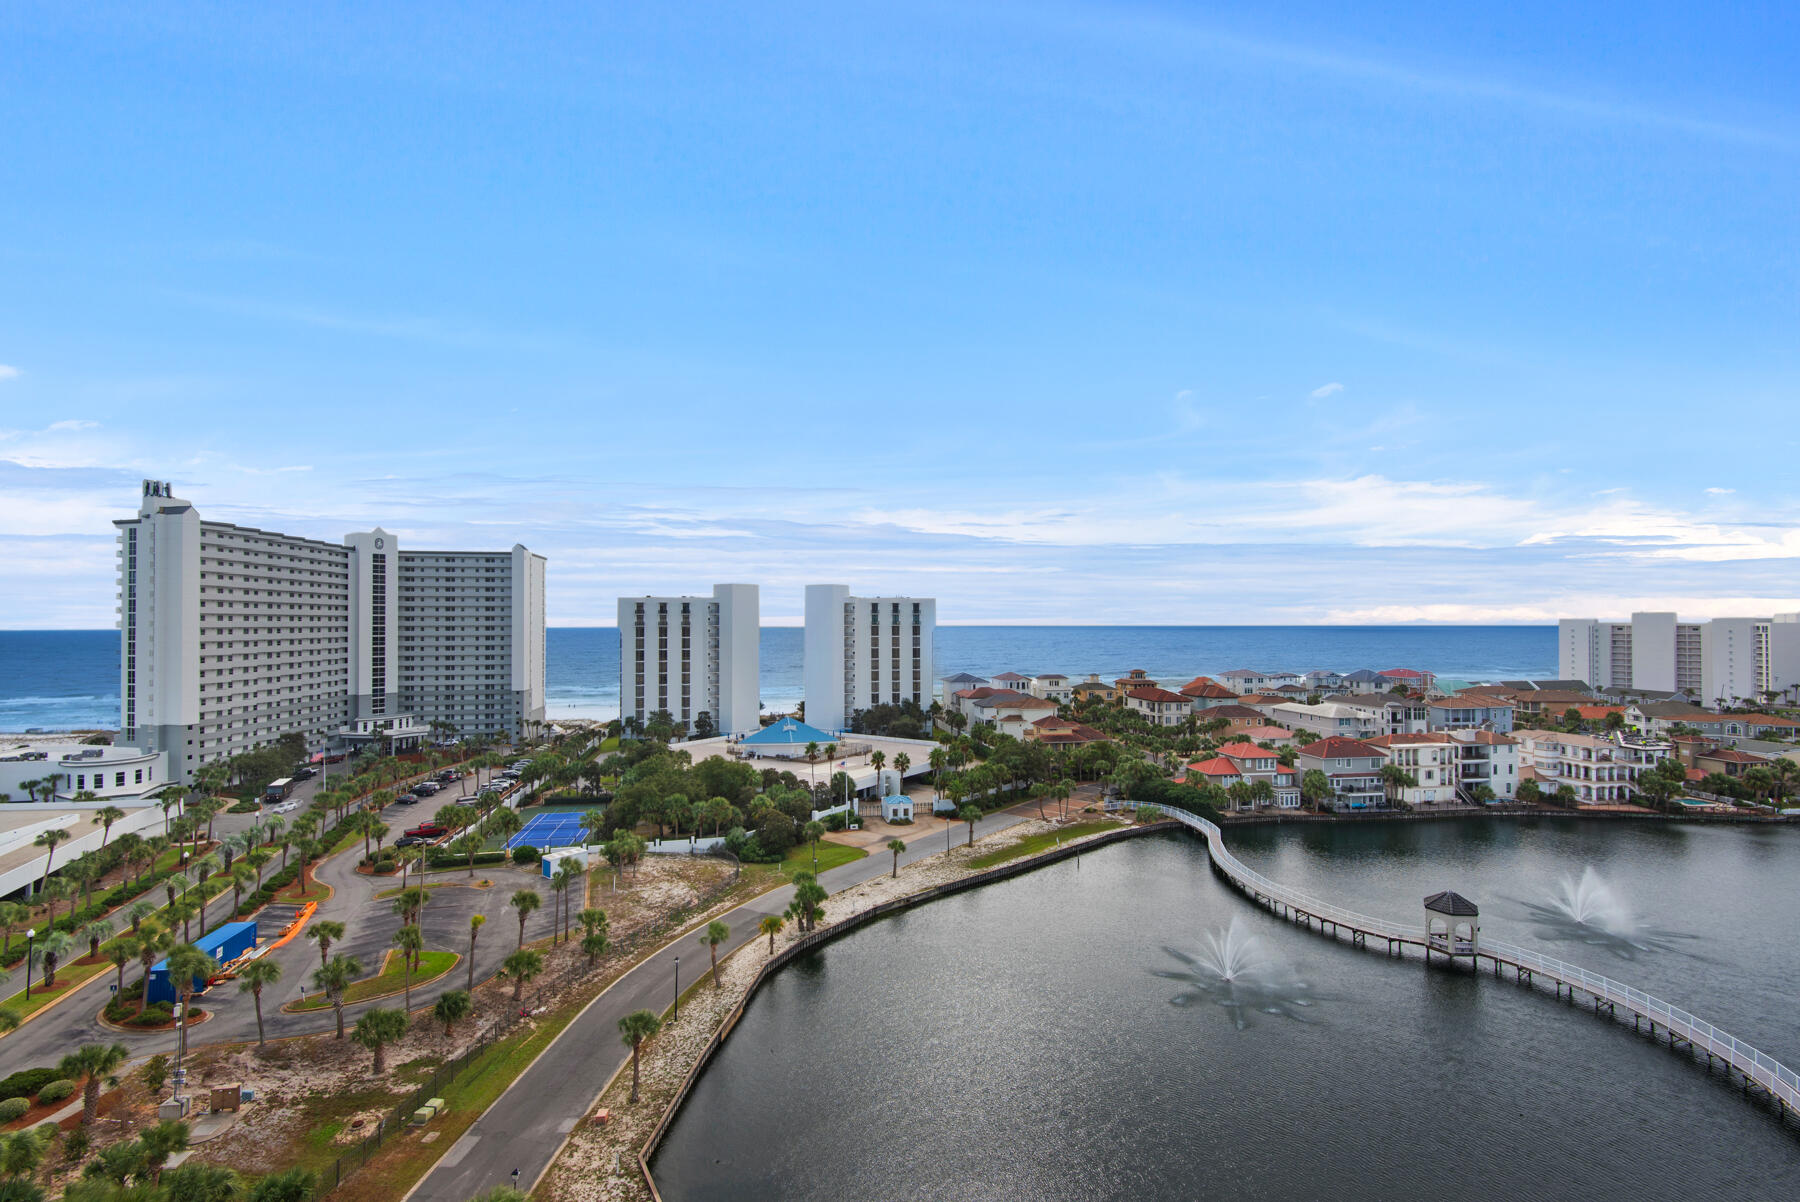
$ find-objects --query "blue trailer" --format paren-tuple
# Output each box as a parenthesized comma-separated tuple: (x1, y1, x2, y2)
(146, 921, 257, 1005)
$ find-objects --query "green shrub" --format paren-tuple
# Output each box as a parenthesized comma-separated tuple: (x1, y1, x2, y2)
(511, 846, 541, 865)
(228, 799, 263, 814)
(0, 1068, 59, 1102)
(0, 1097, 29, 1121)
(140, 1054, 169, 1094)
(34, 1080, 73, 1105)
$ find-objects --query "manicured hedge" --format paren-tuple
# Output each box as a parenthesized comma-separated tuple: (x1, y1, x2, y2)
(0, 1069, 59, 1102)
(35, 1080, 73, 1105)
(0, 1098, 29, 1122)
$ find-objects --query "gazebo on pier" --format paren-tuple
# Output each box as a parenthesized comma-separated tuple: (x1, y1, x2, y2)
(1423, 891, 1480, 963)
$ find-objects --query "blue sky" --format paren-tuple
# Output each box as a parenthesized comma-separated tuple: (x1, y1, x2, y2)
(2, 1, 1796, 627)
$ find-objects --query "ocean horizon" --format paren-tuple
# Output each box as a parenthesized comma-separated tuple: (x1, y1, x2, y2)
(0, 625, 1557, 732)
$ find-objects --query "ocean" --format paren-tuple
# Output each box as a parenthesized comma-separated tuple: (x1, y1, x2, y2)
(0, 625, 1557, 731)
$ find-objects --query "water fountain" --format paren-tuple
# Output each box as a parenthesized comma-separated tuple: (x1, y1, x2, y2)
(1516, 866, 1695, 960)
(1153, 916, 1322, 1029)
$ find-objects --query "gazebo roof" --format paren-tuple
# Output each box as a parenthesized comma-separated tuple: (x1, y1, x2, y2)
(1423, 891, 1479, 916)
(740, 717, 836, 747)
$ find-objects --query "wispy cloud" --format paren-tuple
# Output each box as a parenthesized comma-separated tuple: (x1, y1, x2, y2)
(47, 419, 98, 431)
(0, 365, 19, 381)
(1705, 487, 1735, 495)
(1309, 381, 1343, 399)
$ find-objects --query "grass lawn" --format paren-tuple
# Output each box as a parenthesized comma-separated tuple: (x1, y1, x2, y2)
(0, 971, 82, 1022)
(287, 949, 459, 1011)
(330, 993, 590, 1202)
(781, 841, 867, 878)
(966, 820, 1123, 871)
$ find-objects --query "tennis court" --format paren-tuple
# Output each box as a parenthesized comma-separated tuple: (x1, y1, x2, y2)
(506, 810, 590, 850)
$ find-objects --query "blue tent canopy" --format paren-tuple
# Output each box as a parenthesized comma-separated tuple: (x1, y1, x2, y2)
(740, 717, 837, 747)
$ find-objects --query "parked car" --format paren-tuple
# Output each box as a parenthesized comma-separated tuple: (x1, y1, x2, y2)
(394, 835, 429, 847)
(435, 769, 457, 783)
(404, 823, 447, 839)
(397, 794, 422, 805)
(292, 766, 317, 781)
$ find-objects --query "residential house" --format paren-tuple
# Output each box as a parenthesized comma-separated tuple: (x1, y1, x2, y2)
(1028, 673, 1074, 703)
(1072, 674, 1120, 704)
(1514, 731, 1668, 805)
(1341, 693, 1431, 736)
(1185, 742, 1300, 808)
(1198, 704, 1276, 733)
(1365, 733, 1463, 807)
(1179, 677, 1240, 708)
(1692, 745, 1772, 779)
(1026, 714, 1108, 748)
(1295, 736, 1388, 809)
(1378, 668, 1438, 693)
(1234, 724, 1298, 748)
(1113, 669, 1159, 693)
(955, 688, 1058, 737)
(1124, 686, 1192, 727)
(1269, 701, 1373, 740)
(1447, 729, 1521, 800)
(1302, 669, 1350, 696)
(1427, 699, 1515, 733)
(1219, 668, 1280, 693)
(991, 671, 1034, 690)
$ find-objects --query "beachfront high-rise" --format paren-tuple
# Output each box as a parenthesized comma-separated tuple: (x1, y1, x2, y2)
(616, 584, 759, 737)
(1558, 611, 1800, 705)
(117, 481, 546, 782)
(803, 584, 936, 733)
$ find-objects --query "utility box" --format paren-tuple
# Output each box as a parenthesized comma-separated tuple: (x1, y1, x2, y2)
(209, 1085, 243, 1113)
(157, 1097, 191, 1121)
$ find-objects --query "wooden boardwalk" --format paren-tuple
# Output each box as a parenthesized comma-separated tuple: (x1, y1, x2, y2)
(1141, 804, 1800, 1120)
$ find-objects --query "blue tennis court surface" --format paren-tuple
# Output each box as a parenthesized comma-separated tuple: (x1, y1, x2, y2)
(507, 811, 589, 849)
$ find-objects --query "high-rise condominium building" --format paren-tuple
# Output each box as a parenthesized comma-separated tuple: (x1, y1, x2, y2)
(1558, 611, 1800, 705)
(803, 584, 937, 733)
(617, 584, 759, 737)
(118, 481, 545, 783)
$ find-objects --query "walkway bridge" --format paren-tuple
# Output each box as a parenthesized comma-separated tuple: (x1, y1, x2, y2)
(1140, 804, 1800, 1119)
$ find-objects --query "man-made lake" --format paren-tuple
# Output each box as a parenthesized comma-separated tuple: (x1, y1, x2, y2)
(651, 822, 1800, 1201)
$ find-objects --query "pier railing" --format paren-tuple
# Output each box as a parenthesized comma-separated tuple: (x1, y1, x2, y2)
(1137, 803, 1800, 1113)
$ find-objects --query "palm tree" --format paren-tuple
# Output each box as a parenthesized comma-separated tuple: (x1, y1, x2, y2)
(501, 948, 543, 1002)
(92, 805, 127, 847)
(33, 930, 73, 990)
(393, 925, 425, 1009)
(887, 838, 906, 877)
(803, 820, 825, 870)
(352, 1008, 409, 1074)
(618, 1009, 662, 1103)
(510, 890, 541, 949)
(307, 920, 346, 969)
(579, 908, 609, 963)
(238, 959, 282, 1046)
(870, 750, 886, 798)
(805, 741, 819, 789)
(466, 913, 486, 992)
(312, 954, 363, 1038)
(960, 804, 981, 846)
(81, 919, 112, 961)
(58, 1042, 130, 1126)
(434, 989, 473, 1038)
(228, 861, 256, 912)
(107, 937, 137, 997)
(166, 943, 221, 1055)
(893, 751, 910, 779)
(700, 920, 730, 987)
(759, 914, 784, 953)
(33, 825, 70, 888)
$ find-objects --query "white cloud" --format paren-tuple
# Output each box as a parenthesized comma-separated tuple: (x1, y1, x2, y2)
(47, 419, 98, 431)
(1704, 487, 1735, 495)
(0, 365, 18, 381)
(1309, 381, 1344, 398)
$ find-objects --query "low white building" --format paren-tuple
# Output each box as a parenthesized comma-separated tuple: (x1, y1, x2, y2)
(1028, 673, 1074, 703)
(0, 743, 172, 802)
(1269, 702, 1373, 740)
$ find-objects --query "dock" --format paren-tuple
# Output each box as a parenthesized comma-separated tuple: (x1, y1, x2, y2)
(1140, 804, 1800, 1120)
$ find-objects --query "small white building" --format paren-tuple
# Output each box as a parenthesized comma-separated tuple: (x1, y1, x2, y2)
(881, 795, 914, 822)
(1027, 673, 1074, 703)
(0, 743, 171, 802)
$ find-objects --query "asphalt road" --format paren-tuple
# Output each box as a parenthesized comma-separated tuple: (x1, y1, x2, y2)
(0, 763, 559, 1073)
(410, 803, 1042, 1202)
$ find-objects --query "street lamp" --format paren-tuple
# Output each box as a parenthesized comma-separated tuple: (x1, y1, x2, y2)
(171, 1003, 185, 1107)
(672, 956, 680, 1022)
(23, 929, 36, 999)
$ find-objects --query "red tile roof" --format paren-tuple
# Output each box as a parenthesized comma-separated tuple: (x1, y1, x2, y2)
(1186, 756, 1243, 778)
(1235, 725, 1295, 741)
(1298, 736, 1385, 759)
(1180, 679, 1238, 698)
(1204, 705, 1267, 719)
(1217, 741, 1278, 760)
(1126, 687, 1190, 704)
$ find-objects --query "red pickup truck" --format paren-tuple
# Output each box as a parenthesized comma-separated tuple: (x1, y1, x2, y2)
(404, 823, 447, 839)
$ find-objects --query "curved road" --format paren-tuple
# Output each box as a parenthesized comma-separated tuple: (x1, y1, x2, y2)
(0, 771, 558, 1070)
(409, 795, 1069, 1202)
